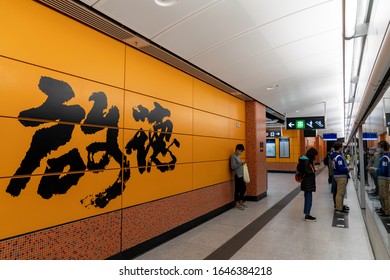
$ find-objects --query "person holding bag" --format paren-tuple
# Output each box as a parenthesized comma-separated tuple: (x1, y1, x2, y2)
(297, 147, 318, 221)
(230, 144, 247, 210)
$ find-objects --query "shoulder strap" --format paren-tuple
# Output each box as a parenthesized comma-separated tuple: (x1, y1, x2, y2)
(333, 154, 342, 163)
(380, 155, 390, 161)
(333, 154, 342, 169)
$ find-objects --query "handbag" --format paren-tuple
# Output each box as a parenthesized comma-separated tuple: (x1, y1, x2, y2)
(243, 163, 250, 183)
(295, 172, 304, 183)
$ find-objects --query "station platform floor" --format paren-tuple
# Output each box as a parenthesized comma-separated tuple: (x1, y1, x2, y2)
(135, 167, 374, 260)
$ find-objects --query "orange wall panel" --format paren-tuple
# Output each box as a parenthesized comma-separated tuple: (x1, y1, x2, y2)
(123, 90, 193, 134)
(0, 169, 123, 240)
(125, 46, 193, 107)
(229, 96, 246, 121)
(193, 136, 230, 162)
(0, 118, 125, 178)
(193, 110, 229, 138)
(193, 161, 231, 189)
(0, 1, 125, 88)
(0, 1, 248, 259)
(0, 57, 125, 126)
(123, 130, 193, 166)
(122, 164, 193, 207)
(229, 119, 246, 140)
(266, 128, 304, 167)
(193, 79, 230, 116)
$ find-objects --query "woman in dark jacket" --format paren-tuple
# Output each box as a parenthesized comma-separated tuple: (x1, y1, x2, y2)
(297, 147, 318, 221)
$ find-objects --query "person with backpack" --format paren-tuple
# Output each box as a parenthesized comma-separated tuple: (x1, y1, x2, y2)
(323, 149, 334, 185)
(332, 142, 350, 214)
(369, 141, 390, 217)
(297, 147, 318, 221)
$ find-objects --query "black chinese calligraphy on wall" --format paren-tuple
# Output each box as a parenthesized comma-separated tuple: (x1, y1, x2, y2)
(6, 76, 180, 209)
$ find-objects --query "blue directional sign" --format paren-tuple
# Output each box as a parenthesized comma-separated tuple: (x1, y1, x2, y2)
(286, 116, 325, 130)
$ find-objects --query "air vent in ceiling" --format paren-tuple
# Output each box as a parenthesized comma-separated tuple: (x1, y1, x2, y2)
(35, 0, 254, 103)
(139, 44, 251, 98)
(36, 0, 134, 42)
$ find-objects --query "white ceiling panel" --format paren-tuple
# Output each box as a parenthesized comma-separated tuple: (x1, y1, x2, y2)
(272, 30, 341, 63)
(211, 30, 341, 86)
(86, 0, 218, 38)
(231, 49, 342, 93)
(189, 29, 273, 73)
(153, 0, 260, 58)
(249, 1, 341, 50)
(235, 0, 330, 26)
(73, 0, 390, 138)
(156, 0, 341, 60)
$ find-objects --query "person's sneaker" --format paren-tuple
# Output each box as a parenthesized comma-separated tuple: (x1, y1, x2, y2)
(241, 203, 248, 208)
(305, 215, 317, 221)
(235, 205, 244, 210)
(335, 209, 349, 214)
(335, 205, 350, 210)
(375, 208, 384, 213)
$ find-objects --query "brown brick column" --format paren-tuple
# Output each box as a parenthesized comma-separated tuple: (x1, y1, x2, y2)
(245, 101, 267, 200)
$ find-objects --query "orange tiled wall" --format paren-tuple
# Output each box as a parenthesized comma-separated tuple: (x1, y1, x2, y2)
(0, 181, 233, 259)
(266, 129, 303, 171)
(266, 129, 326, 171)
(0, 1, 244, 259)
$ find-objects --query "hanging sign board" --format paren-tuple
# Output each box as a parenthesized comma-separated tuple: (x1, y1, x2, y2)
(286, 116, 325, 130)
(266, 129, 282, 137)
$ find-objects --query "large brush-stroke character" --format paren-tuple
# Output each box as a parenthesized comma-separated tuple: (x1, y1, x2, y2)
(6, 76, 86, 197)
(7, 78, 129, 209)
(80, 92, 130, 208)
(125, 102, 180, 174)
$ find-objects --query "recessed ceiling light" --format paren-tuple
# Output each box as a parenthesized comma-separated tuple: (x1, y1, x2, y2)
(154, 0, 179, 7)
(266, 85, 278, 91)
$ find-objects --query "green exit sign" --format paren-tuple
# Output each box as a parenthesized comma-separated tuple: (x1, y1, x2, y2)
(296, 120, 305, 129)
(286, 116, 325, 130)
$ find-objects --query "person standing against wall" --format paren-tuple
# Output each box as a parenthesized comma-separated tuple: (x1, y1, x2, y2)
(332, 142, 350, 214)
(369, 141, 390, 217)
(230, 144, 246, 210)
(297, 147, 318, 221)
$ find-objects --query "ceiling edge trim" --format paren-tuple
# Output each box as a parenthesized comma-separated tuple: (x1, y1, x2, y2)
(34, 0, 252, 98)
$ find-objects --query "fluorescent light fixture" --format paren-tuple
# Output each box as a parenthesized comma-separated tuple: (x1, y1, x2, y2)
(266, 85, 278, 91)
(154, 0, 179, 7)
(345, 0, 358, 38)
(344, 39, 354, 103)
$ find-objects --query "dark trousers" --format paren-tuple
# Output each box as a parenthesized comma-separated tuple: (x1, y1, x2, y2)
(332, 178, 337, 205)
(234, 175, 246, 202)
(304, 191, 313, 215)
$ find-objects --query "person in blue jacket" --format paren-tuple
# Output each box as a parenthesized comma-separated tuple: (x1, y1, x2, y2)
(369, 141, 390, 217)
(331, 142, 350, 213)
(297, 147, 318, 221)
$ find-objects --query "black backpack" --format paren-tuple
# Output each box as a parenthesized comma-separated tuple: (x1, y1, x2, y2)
(323, 154, 329, 166)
